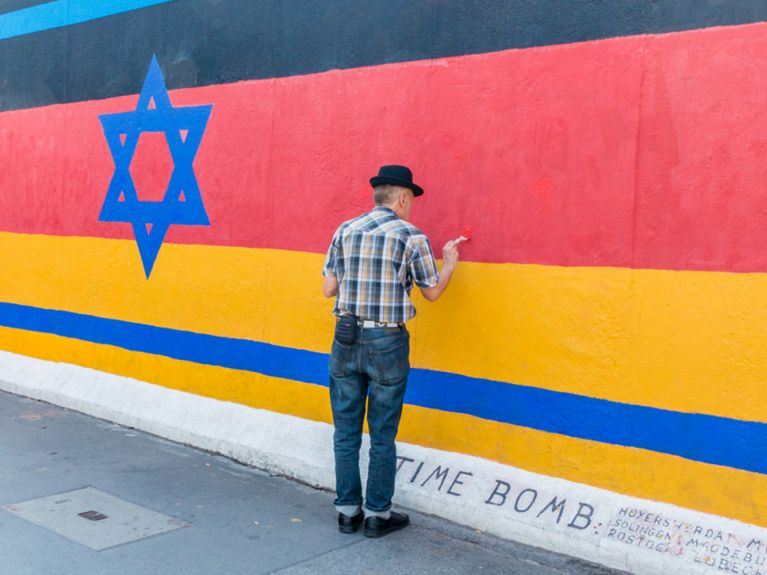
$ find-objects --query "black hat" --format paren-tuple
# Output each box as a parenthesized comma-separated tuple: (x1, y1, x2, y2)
(369, 165, 424, 197)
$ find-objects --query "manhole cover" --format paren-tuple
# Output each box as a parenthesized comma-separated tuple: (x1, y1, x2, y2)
(2, 487, 191, 550)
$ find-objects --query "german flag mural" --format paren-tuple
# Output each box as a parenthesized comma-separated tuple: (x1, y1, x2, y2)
(3, 2, 767, 571)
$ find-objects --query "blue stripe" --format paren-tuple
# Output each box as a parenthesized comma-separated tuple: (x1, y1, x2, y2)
(1, 301, 766, 475)
(0, 0, 171, 40)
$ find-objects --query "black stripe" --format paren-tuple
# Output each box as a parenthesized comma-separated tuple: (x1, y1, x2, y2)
(1, 0, 766, 112)
(0, 0, 53, 16)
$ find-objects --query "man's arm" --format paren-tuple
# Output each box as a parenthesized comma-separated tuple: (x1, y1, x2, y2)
(322, 227, 341, 297)
(419, 239, 460, 302)
(322, 274, 339, 298)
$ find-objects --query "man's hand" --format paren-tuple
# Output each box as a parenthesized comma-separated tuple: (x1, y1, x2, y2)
(419, 237, 464, 302)
(442, 238, 462, 270)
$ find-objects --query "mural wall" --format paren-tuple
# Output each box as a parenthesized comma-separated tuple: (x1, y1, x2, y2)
(3, 0, 767, 556)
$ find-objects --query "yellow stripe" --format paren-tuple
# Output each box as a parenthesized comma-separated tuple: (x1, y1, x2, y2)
(2, 231, 767, 422)
(2, 325, 767, 528)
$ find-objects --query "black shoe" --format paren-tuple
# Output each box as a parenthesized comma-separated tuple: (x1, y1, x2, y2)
(364, 511, 410, 538)
(337, 510, 364, 533)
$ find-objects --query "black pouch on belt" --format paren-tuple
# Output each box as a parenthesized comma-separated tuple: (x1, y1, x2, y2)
(335, 315, 359, 345)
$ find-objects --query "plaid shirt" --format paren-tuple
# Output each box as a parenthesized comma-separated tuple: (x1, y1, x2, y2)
(323, 207, 440, 323)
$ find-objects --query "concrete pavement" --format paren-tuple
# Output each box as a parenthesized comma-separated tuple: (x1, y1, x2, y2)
(0, 389, 626, 574)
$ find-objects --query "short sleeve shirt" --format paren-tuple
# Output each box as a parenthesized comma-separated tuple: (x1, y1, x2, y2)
(322, 207, 439, 323)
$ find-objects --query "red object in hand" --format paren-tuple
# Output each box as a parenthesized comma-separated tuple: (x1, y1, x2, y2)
(459, 226, 473, 241)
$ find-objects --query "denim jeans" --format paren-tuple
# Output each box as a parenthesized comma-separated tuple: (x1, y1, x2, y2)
(329, 326, 409, 513)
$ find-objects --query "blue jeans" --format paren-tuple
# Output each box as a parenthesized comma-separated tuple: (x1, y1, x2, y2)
(329, 326, 409, 513)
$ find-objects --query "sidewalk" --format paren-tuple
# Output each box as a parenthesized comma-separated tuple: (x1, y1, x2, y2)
(0, 389, 625, 574)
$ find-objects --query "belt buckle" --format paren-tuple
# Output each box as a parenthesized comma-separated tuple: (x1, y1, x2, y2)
(358, 319, 403, 329)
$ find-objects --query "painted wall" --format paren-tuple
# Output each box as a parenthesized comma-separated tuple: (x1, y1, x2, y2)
(2, 0, 767, 546)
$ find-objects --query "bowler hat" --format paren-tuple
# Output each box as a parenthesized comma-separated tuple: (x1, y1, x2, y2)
(369, 165, 424, 197)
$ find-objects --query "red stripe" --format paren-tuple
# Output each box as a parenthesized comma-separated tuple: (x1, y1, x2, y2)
(1, 23, 767, 272)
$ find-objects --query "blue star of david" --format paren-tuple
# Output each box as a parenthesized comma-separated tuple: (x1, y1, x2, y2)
(99, 55, 212, 278)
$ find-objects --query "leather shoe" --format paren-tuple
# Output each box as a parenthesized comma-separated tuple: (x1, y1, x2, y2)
(364, 511, 410, 538)
(337, 510, 364, 533)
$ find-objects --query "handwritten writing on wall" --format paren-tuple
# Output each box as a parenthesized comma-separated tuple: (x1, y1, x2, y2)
(395, 455, 767, 574)
(396, 455, 600, 534)
(607, 508, 767, 574)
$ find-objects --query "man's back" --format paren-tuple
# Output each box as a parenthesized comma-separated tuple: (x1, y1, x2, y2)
(324, 206, 438, 323)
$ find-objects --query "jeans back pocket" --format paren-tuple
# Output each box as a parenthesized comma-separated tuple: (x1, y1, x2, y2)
(368, 336, 409, 385)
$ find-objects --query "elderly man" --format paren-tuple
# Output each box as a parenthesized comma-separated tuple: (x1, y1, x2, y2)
(321, 165, 460, 538)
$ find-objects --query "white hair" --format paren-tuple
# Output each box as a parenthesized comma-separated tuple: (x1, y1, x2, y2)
(374, 184, 402, 206)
